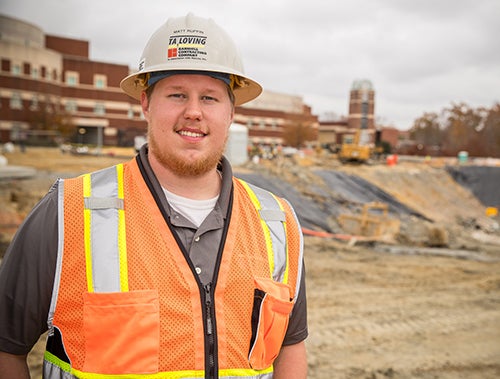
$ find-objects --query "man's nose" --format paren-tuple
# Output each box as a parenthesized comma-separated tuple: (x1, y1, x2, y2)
(183, 98, 202, 120)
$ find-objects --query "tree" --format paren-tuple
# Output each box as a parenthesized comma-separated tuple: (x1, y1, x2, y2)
(409, 112, 444, 149)
(479, 103, 500, 158)
(410, 102, 500, 158)
(282, 121, 316, 148)
(441, 103, 484, 156)
(27, 96, 74, 144)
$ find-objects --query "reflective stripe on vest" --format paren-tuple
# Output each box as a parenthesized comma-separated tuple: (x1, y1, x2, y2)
(237, 179, 288, 284)
(82, 164, 128, 293)
(237, 179, 304, 302)
(44, 351, 274, 379)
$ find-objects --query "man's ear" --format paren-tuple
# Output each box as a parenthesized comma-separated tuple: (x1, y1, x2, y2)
(141, 91, 150, 121)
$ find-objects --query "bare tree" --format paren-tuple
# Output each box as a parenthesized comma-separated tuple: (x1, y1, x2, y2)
(410, 112, 444, 148)
(27, 96, 74, 144)
(282, 121, 316, 148)
(479, 103, 500, 158)
(410, 102, 500, 157)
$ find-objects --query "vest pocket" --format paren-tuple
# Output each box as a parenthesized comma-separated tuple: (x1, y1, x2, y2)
(82, 290, 160, 374)
(248, 277, 294, 370)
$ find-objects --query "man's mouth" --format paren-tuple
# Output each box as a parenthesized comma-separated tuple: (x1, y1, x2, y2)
(177, 130, 206, 138)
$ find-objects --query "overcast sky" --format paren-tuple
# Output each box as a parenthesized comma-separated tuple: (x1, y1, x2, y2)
(1, 0, 499, 130)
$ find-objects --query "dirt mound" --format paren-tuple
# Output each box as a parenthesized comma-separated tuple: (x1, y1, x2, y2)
(240, 157, 498, 250)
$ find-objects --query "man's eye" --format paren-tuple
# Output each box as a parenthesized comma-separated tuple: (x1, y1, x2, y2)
(202, 96, 217, 102)
(168, 93, 185, 99)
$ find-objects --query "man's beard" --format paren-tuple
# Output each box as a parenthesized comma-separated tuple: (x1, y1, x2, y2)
(148, 130, 227, 177)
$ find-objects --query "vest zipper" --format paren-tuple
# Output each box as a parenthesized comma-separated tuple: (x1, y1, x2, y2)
(137, 155, 234, 379)
(204, 283, 216, 378)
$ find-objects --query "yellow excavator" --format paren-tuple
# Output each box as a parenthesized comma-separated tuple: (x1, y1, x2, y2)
(339, 129, 372, 163)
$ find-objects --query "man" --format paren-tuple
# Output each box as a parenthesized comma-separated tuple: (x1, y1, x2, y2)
(0, 14, 307, 378)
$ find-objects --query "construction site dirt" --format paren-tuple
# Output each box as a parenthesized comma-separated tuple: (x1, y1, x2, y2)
(1, 147, 499, 379)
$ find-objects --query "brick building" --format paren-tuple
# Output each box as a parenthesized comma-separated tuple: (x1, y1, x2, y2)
(0, 14, 145, 146)
(0, 14, 318, 149)
(237, 90, 318, 146)
(348, 79, 375, 130)
(318, 79, 401, 151)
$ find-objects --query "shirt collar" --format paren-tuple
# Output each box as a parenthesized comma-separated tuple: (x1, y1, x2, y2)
(137, 144, 233, 220)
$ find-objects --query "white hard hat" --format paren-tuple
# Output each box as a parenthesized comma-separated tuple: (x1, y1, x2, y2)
(120, 13, 262, 106)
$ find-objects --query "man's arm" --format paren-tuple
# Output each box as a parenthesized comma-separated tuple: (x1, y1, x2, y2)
(0, 352, 30, 379)
(0, 185, 59, 378)
(273, 341, 307, 379)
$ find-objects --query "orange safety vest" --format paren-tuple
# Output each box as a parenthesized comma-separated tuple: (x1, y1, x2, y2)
(43, 158, 303, 379)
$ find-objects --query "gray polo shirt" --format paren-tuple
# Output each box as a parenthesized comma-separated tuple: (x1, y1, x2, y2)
(0, 146, 308, 355)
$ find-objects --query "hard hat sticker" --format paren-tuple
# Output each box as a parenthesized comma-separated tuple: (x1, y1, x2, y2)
(167, 31, 207, 61)
(138, 58, 146, 71)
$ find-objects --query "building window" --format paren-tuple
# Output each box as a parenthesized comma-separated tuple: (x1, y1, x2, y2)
(94, 102, 106, 115)
(65, 100, 77, 113)
(23, 62, 30, 75)
(67, 76, 77, 86)
(94, 74, 107, 89)
(12, 64, 21, 76)
(1, 59, 10, 72)
(32, 67, 39, 79)
(29, 95, 39, 111)
(65, 71, 79, 86)
(10, 92, 23, 109)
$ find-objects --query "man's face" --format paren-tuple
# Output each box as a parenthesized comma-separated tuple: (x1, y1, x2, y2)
(141, 74, 234, 177)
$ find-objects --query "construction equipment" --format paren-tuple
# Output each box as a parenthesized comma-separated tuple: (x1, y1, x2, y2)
(338, 129, 372, 163)
(338, 202, 400, 238)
